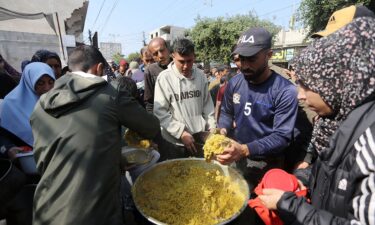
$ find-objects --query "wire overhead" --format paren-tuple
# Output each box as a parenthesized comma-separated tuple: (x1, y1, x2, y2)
(98, 0, 120, 34)
(91, 0, 106, 31)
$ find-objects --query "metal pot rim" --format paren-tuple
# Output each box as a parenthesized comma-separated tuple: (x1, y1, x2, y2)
(132, 158, 250, 225)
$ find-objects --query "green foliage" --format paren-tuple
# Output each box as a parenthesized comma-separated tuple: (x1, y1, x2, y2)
(297, 0, 373, 36)
(126, 52, 141, 62)
(188, 12, 281, 65)
(112, 52, 124, 64)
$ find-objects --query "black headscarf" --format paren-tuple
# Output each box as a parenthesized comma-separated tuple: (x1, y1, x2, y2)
(293, 17, 375, 154)
(31, 49, 61, 66)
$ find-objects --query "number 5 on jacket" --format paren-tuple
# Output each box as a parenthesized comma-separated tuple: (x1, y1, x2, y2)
(244, 102, 252, 116)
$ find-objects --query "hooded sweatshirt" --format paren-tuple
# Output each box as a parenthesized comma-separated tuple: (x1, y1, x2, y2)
(30, 72, 160, 225)
(153, 63, 216, 145)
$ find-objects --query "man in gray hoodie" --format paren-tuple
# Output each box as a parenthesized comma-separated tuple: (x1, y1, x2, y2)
(30, 45, 160, 225)
(153, 38, 216, 157)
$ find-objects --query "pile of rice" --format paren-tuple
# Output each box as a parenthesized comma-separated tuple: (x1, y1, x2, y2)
(133, 161, 246, 225)
(203, 134, 231, 162)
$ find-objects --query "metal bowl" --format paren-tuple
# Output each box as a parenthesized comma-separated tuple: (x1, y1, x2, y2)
(121, 146, 153, 166)
(132, 158, 249, 225)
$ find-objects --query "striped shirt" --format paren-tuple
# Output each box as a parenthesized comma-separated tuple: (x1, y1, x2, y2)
(352, 125, 375, 225)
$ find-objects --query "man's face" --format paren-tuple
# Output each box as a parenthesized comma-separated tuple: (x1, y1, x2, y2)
(119, 65, 126, 73)
(45, 58, 62, 79)
(210, 68, 217, 76)
(239, 49, 270, 82)
(142, 51, 154, 66)
(233, 54, 241, 69)
(172, 52, 195, 77)
(214, 70, 220, 79)
(149, 41, 170, 66)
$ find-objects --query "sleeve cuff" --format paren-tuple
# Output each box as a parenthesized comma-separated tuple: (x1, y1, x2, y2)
(174, 124, 186, 140)
(247, 142, 261, 157)
(303, 152, 315, 164)
(276, 192, 298, 224)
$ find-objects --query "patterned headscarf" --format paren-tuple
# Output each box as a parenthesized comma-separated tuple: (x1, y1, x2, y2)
(293, 17, 375, 154)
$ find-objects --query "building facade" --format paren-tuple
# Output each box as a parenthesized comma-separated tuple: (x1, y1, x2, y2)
(149, 25, 186, 45)
(271, 28, 311, 68)
(0, 0, 88, 70)
(99, 42, 122, 61)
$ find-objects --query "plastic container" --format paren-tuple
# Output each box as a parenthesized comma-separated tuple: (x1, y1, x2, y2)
(16, 152, 38, 175)
(262, 168, 298, 191)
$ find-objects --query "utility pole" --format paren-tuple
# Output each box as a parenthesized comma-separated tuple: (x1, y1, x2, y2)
(142, 31, 147, 46)
(93, 32, 98, 48)
(88, 30, 93, 45)
(55, 12, 66, 60)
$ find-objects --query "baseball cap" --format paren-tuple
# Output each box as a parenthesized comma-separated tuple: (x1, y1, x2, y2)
(311, 5, 375, 38)
(232, 27, 272, 57)
(119, 59, 127, 66)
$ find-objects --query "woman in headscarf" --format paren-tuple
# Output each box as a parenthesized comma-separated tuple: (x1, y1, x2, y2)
(31, 50, 62, 79)
(258, 17, 375, 225)
(0, 62, 55, 158)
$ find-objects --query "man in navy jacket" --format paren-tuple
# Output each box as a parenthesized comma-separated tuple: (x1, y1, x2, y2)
(217, 27, 298, 191)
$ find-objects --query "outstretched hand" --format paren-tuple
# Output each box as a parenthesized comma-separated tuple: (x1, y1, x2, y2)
(258, 189, 285, 210)
(216, 140, 249, 165)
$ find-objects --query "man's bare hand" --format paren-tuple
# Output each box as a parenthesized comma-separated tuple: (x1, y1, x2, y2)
(216, 140, 249, 165)
(181, 131, 197, 154)
(258, 189, 285, 210)
(219, 128, 227, 136)
(295, 161, 310, 170)
(7, 147, 23, 160)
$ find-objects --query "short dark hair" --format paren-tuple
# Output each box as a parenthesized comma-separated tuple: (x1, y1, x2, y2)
(220, 75, 228, 84)
(217, 65, 225, 73)
(61, 66, 70, 75)
(68, 45, 106, 72)
(116, 76, 138, 99)
(171, 38, 195, 56)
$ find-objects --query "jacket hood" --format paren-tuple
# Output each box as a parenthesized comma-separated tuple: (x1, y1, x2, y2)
(39, 73, 107, 117)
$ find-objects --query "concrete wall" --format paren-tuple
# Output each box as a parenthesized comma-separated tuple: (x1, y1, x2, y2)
(0, 30, 60, 71)
(0, 1, 87, 69)
(274, 28, 309, 47)
(149, 25, 186, 43)
(170, 27, 186, 41)
(100, 42, 122, 61)
(0, 0, 86, 35)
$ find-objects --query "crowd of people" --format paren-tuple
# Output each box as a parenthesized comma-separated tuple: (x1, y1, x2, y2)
(0, 4, 374, 225)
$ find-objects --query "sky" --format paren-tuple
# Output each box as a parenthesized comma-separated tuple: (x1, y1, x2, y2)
(83, 0, 301, 57)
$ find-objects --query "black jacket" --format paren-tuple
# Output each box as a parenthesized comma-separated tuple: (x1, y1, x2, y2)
(143, 62, 168, 113)
(277, 99, 375, 225)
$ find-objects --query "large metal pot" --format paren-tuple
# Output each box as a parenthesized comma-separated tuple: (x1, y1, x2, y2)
(0, 159, 27, 204)
(132, 158, 249, 225)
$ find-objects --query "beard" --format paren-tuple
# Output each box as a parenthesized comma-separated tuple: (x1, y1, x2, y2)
(241, 63, 268, 82)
